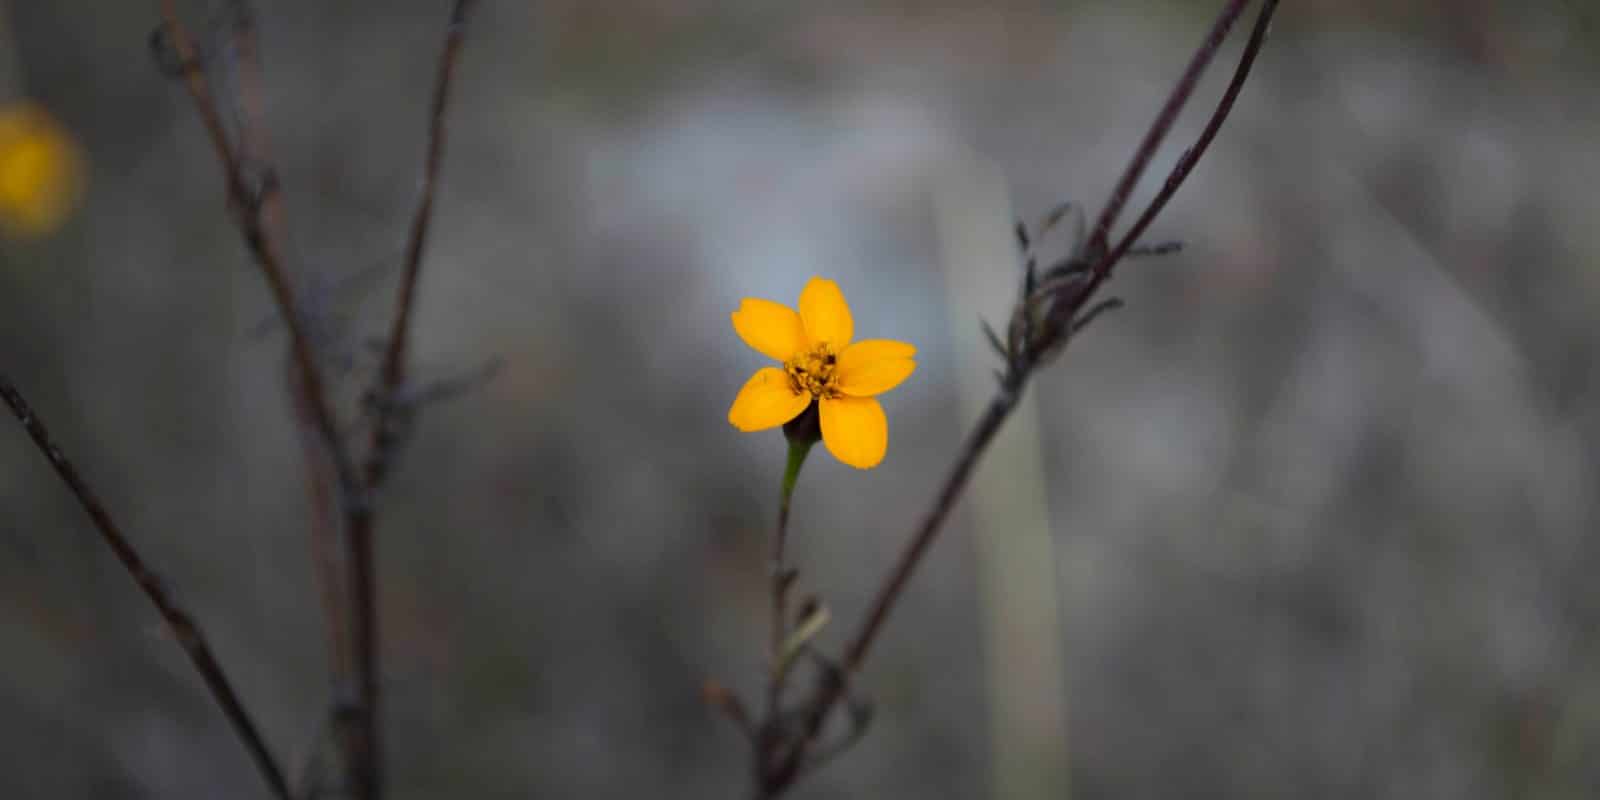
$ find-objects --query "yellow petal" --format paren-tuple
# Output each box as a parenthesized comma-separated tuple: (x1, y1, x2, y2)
(798, 277, 853, 348)
(819, 395, 887, 469)
(835, 339, 917, 397)
(731, 298, 806, 362)
(728, 368, 811, 432)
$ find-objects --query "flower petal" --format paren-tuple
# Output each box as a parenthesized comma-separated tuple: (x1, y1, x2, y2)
(731, 298, 806, 362)
(798, 277, 853, 348)
(819, 395, 888, 469)
(835, 339, 917, 397)
(728, 368, 810, 432)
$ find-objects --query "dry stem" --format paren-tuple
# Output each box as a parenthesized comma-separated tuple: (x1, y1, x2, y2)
(155, 2, 479, 796)
(1, 377, 291, 800)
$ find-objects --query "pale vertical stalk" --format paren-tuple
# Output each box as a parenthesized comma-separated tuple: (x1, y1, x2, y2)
(935, 156, 1070, 800)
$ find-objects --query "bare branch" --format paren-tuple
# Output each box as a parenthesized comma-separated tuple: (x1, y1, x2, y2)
(156, 1, 355, 501)
(352, 4, 479, 798)
(1, 377, 291, 800)
(158, 1, 379, 794)
(366, 0, 479, 488)
(1082, 0, 1250, 260)
(1093, 0, 1280, 288)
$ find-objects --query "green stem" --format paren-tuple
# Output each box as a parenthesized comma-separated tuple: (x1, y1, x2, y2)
(768, 435, 814, 714)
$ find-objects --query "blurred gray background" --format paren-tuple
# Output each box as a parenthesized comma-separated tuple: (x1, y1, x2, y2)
(4, 0, 1600, 797)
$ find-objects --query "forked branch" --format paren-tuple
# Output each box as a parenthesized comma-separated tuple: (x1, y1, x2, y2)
(366, 0, 481, 488)
(154, 3, 481, 798)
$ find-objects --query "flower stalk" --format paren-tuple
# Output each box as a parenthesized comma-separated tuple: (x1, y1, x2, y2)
(768, 407, 820, 713)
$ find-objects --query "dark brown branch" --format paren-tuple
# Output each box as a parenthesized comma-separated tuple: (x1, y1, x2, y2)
(1, 377, 292, 800)
(159, 2, 378, 795)
(289, 360, 353, 693)
(348, 4, 479, 798)
(158, 2, 479, 797)
(1082, 0, 1250, 261)
(229, 5, 359, 784)
(228, 1, 287, 240)
(1094, 0, 1280, 287)
(156, 2, 355, 497)
(751, 1, 1280, 794)
(841, 387, 1020, 673)
(234, 3, 374, 792)
(365, 0, 478, 488)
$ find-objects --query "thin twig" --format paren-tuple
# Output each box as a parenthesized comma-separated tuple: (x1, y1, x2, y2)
(289, 359, 353, 690)
(768, 481, 796, 716)
(227, 1, 287, 244)
(841, 387, 1020, 674)
(347, 5, 479, 798)
(230, 3, 370, 791)
(156, 2, 354, 495)
(1082, 0, 1250, 260)
(751, 1, 1280, 793)
(365, 0, 478, 488)
(229, 1, 358, 774)
(1, 377, 292, 800)
(157, 3, 352, 489)
(1094, 0, 1280, 288)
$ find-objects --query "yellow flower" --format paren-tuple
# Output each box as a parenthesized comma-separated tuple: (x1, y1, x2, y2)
(0, 102, 84, 239)
(728, 277, 916, 469)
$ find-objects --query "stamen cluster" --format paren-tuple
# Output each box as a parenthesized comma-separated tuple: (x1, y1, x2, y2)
(785, 345, 838, 399)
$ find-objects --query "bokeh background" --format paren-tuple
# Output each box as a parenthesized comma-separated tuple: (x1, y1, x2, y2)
(4, 1, 1600, 797)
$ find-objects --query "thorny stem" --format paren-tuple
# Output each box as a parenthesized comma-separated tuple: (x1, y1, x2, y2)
(752, 1, 1280, 794)
(1, 377, 292, 800)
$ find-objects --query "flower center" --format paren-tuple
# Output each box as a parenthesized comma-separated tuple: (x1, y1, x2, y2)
(785, 344, 839, 399)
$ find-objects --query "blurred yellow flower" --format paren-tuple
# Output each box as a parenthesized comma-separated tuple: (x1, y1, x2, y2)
(729, 277, 916, 469)
(0, 102, 84, 239)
